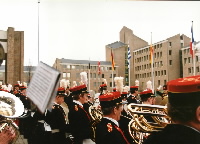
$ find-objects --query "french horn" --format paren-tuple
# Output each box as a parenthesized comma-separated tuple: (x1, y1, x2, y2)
(88, 105, 103, 142)
(0, 91, 25, 143)
(127, 103, 171, 144)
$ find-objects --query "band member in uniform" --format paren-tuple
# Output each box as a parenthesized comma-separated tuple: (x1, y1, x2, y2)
(48, 87, 70, 144)
(68, 84, 94, 144)
(155, 85, 168, 106)
(119, 91, 135, 144)
(140, 89, 156, 105)
(127, 86, 139, 104)
(16, 86, 33, 142)
(83, 93, 93, 113)
(143, 75, 200, 144)
(31, 108, 52, 144)
(95, 91, 130, 144)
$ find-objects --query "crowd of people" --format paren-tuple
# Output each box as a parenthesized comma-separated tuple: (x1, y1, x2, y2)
(0, 75, 200, 144)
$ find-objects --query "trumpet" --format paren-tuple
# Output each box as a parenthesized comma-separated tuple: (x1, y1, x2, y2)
(127, 103, 171, 144)
(0, 91, 25, 143)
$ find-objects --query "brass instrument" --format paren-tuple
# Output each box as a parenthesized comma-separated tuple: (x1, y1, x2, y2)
(0, 91, 25, 143)
(88, 105, 103, 142)
(127, 103, 171, 144)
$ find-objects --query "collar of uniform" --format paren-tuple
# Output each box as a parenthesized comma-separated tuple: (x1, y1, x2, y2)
(104, 117, 119, 127)
(73, 100, 83, 107)
(53, 102, 60, 106)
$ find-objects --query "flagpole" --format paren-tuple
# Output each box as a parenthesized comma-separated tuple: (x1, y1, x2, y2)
(88, 58, 90, 91)
(112, 70, 114, 89)
(151, 32, 155, 92)
(38, 0, 40, 63)
(192, 21, 196, 76)
(129, 58, 130, 86)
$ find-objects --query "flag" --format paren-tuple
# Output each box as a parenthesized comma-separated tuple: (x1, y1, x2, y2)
(111, 49, 115, 71)
(127, 47, 131, 68)
(150, 44, 153, 64)
(190, 23, 195, 57)
(98, 61, 101, 75)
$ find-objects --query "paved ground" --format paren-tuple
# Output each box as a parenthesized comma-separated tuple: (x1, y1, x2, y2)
(15, 135, 28, 144)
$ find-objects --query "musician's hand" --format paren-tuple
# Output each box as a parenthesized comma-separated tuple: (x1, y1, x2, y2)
(0, 126, 16, 144)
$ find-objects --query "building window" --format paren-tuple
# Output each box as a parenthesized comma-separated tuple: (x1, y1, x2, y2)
(164, 70, 166, 75)
(158, 80, 160, 86)
(164, 80, 167, 85)
(110, 82, 112, 87)
(197, 67, 200, 73)
(169, 42, 172, 47)
(169, 60, 172, 65)
(184, 58, 187, 64)
(67, 65, 70, 69)
(155, 71, 157, 76)
(160, 52, 162, 58)
(102, 74, 104, 78)
(160, 43, 162, 48)
(169, 50, 172, 55)
(188, 68, 192, 74)
(63, 72, 66, 78)
(67, 73, 70, 78)
(93, 73, 96, 78)
(158, 71, 160, 76)
(188, 57, 191, 63)
(72, 65, 75, 69)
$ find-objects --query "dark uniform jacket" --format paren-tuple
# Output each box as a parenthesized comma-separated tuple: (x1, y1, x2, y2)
(48, 103, 69, 144)
(95, 118, 130, 144)
(127, 94, 137, 104)
(68, 101, 91, 141)
(143, 124, 200, 144)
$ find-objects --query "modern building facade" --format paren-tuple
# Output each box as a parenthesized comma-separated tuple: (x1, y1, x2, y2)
(52, 58, 118, 93)
(110, 26, 192, 91)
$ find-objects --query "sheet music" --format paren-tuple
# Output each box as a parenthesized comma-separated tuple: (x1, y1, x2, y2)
(27, 61, 60, 113)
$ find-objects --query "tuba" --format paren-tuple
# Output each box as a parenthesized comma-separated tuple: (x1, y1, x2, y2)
(127, 103, 171, 144)
(0, 91, 25, 144)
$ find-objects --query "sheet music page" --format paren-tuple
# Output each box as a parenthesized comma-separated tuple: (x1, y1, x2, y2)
(27, 61, 60, 113)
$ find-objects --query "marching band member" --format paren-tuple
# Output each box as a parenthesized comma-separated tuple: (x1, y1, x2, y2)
(48, 87, 70, 144)
(127, 86, 139, 104)
(143, 75, 200, 144)
(95, 91, 130, 144)
(68, 84, 94, 144)
(155, 85, 168, 106)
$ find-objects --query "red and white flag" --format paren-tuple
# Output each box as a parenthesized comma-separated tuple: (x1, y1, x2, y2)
(190, 23, 195, 57)
(98, 61, 101, 75)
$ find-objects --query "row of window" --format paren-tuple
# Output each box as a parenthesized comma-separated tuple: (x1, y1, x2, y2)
(134, 43, 164, 55)
(188, 66, 200, 74)
(62, 65, 115, 71)
(135, 70, 167, 79)
(184, 56, 199, 64)
(135, 52, 163, 63)
(63, 72, 117, 79)
(135, 61, 164, 71)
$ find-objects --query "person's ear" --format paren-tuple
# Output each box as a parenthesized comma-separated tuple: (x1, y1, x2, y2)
(196, 106, 200, 122)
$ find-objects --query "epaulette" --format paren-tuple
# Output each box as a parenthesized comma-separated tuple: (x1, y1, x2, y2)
(107, 123, 113, 132)
(74, 104, 79, 111)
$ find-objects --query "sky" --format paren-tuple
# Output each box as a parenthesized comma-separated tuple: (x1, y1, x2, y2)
(0, 0, 200, 66)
